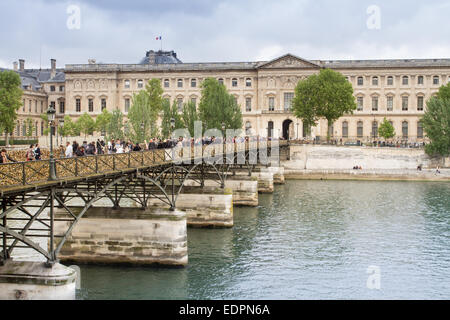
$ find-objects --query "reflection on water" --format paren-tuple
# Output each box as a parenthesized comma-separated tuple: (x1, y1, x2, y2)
(54, 181, 450, 299)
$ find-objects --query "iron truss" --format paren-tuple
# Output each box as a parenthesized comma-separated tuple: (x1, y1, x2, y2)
(0, 142, 288, 266)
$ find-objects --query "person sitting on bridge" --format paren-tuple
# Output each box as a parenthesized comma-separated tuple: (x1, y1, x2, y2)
(0, 149, 16, 163)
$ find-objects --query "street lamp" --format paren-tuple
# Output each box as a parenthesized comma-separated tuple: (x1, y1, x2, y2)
(47, 105, 57, 181)
(170, 118, 175, 138)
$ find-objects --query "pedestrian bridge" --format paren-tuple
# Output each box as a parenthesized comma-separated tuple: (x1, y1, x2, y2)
(0, 141, 285, 266)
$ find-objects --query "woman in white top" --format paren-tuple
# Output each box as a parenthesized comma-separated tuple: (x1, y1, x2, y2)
(116, 144, 124, 154)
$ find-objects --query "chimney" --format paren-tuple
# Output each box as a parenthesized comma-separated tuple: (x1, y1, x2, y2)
(13, 61, 18, 71)
(50, 59, 56, 78)
(19, 59, 25, 72)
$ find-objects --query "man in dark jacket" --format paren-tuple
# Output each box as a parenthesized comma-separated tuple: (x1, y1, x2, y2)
(34, 144, 42, 160)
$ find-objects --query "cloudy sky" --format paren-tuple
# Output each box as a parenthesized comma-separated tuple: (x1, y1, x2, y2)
(1, 0, 450, 69)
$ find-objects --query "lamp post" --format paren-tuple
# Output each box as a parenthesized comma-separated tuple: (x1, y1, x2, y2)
(296, 122, 299, 140)
(47, 106, 57, 181)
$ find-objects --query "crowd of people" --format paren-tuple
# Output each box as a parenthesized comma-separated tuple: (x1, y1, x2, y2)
(61, 136, 260, 158)
(0, 136, 274, 163)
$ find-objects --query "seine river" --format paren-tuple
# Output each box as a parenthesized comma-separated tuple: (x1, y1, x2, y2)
(76, 180, 450, 300)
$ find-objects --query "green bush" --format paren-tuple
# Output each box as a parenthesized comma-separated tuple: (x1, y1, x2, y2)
(0, 139, 38, 146)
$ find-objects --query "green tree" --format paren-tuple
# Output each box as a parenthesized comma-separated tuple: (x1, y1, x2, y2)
(59, 115, 78, 138)
(378, 118, 396, 140)
(40, 114, 51, 136)
(0, 70, 23, 146)
(198, 78, 243, 133)
(77, 113, 96, 138)
(421, 97, 450, 156)
(25, 117, 34, 138)
(107, 108, 124, 140)
(161, 99, 183, 139)
(95, 108, 112, 136)
(128, 79, 163, 142)
(436, 82, 450, 100)
(182, 101, 199, 137)
(292, 69, 357, 141)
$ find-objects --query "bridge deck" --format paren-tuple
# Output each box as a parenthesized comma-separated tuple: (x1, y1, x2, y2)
(0, 142, 284, 195)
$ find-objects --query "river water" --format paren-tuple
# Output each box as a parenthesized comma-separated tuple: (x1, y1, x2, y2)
(75, 180, 449, 300)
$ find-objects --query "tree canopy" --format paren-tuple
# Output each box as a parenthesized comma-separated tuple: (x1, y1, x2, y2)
(198, 78, 243, 133)
(77, 113, 96, 138)
(292, 69, 356, 140)
(128, 79, 163, 142)
(95, 108, 112, 135)
(161, 99, 184, 139)
(378, 118, 395, 140)
(0, 70, 23, 145)
(107, 108, 124, 141)
(182, 101, 199, 137)
(421, 97, 450, 156)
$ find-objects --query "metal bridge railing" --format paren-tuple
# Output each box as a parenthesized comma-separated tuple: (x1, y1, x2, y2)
(0, 141, 287, 189)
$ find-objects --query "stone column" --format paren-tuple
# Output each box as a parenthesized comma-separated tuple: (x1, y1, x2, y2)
(260, 167, 285, 184)
(54, 207, 188, 267)
(182, 179, 259, 207)
(149, 192, 234, 228)
(0, 261, 76, 300)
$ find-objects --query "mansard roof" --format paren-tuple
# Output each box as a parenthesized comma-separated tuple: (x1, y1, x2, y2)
(65, 50, 450, 73)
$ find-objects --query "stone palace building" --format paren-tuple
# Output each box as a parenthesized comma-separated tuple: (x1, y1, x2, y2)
(4, 50, 450, 142)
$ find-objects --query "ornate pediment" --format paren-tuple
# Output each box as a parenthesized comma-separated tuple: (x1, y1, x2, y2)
(258, 54, 321, 69)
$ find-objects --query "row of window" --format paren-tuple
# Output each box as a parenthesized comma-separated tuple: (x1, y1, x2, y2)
(356, 95, 425, 112)
(336, 120, 423, 138)
(22, 99, 44, 113)
(74, 98, 107, 113)
(15, 121, 46, 136)
(49, 85, 65, 92)
(354, 75, 445, 86)
(123, 78, 254, 90)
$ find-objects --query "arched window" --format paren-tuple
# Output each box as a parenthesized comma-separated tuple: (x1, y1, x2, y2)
(387, 76, 394, 86)
(417, 76, 424, 85)
(357, 96, 364, 111)
(402, 121, 409, 138)
(372, 76, 379, 86)
(402, 76, 409, 85)
(357, 77, 364, 86)
(177, 79, 183, 88)
(417, 121, 424, 139)
(218, 78, 224, 85)
(124, 80, 130, 89)
(137, 80, 144, 89)
(357, 121, 363, 138)
(191, 79, 197, 88)
(342, 121, 349, 138)
(246, 78, 252, 87)
(232, 78, 238, 87)
(164, 79, 170, 88)
(433, 76, 440, 85)
(372, 121, 378, 138)
(268, 121, 274, 138)
(372, 96, 379, 111)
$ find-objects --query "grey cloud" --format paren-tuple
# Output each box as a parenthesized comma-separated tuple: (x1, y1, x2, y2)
(0, 0, 449, 69)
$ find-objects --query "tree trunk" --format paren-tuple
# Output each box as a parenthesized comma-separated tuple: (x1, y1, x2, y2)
(5, 131, 9, 147)
(327, 119, 332, 143)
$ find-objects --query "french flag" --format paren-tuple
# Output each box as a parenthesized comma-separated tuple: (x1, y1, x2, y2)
(156, 36, 162, 40)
